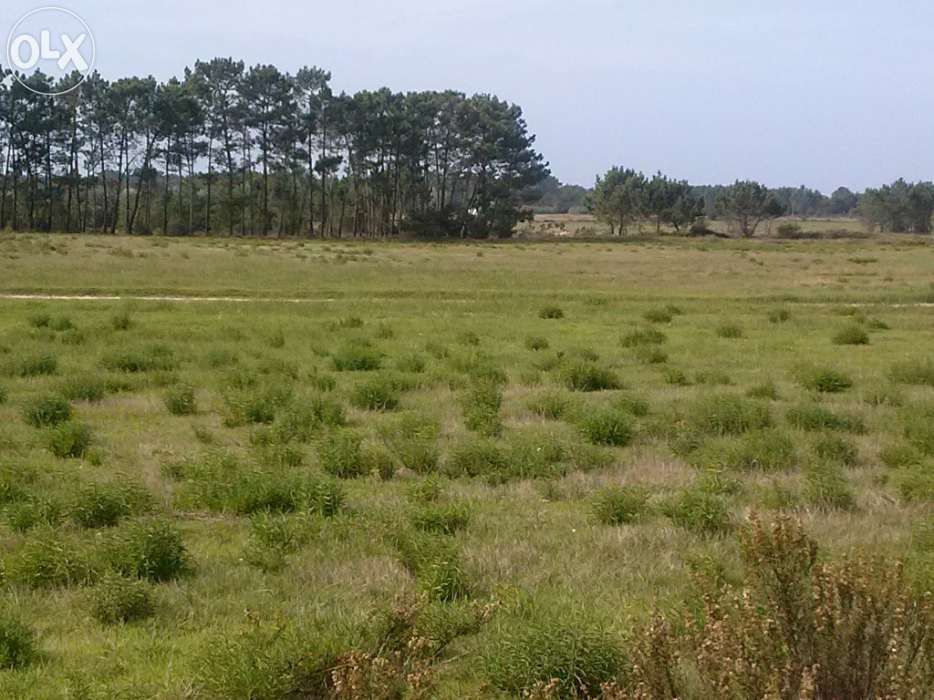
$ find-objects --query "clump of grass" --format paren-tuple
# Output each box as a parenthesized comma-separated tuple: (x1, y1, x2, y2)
(592, 487, 649, 525)
(0, 614, 39, 669)
(484, 614, 624, 697)
(889, 359, 934, 387)
(805, 462, 856, 511)
(0, 385, 6, 405)
(799, 366, 853, 394)
(904, 407, 934, 456)
(691, 429, 797, 472)
(664, 488, 733, 535)
(613, 393, 649, 417)
(633, 345, 668, 364)
(688, 394, 771, 436)
(461, 380, 503, 436)
(222, 381, 292, 426)
(381, 413, 441, 474)
(579, 407, 634, 446)
(7, 352, 57, 377)
(22, 395, 71, 428)
(350, 377, 400, 411)
(833, 324, 870, 346)
(716, 323, 744, 339)
(331, 342, 382, 372)
(27, 312, 51, 329)
(879, 443, 922, 469)
(394, 353, 426, 373)
(524, 336, 550, 351)
(395, 532, 470, 602)
(411, 502, 472, 535)
(6, 496, 64, 533)
(317, 430, 365, 478)
(664, 368, 691, 386)
(813, 434, 859, 466)
(621, 328, 667, 347)
(561, 362, 621, 392)
(267, 329, 286, 349)
(107, 518, 188, 582)
(527, 390, 575, 420)
(71, 482, 152, 529)
(695, 369, 733, 386)
(89, 574, 155, 624)
(895, 465, 934, 504)
(59, 374, 108, 402)
(747, 381, 779, 400)
(7, 528, 97, 588)
(164, 384, 197, 415)
(243, 512, 310, 571)
(102, 344, 176, 373)
(538, 305, 564, 319)
(644, 308, 673, 324)
(47, 421, 92, 458)
(768, 308, 791, 323)
(458, 330, 481, 347)
(271, 395, 345, 443)
(111, 310, 133, 331)
(446, 438, 510, 479)
(787, 404, 865, 434)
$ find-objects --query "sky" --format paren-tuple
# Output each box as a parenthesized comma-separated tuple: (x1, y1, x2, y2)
(3, 0, 934, 192)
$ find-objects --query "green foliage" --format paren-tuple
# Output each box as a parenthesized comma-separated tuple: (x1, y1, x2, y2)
(833, 324, 870, 346)
(22, 395, 72, 428)
(6, 496, 64, 533)
(889, 359, 934, 387)
(805, 462, 856, 511)
(690, 429, 797, 472)
(111, 310, 133, 331)
(592, 487, 649, 525)
(395, 533, 470, 602)
(7, 529, 97, 588)
(799, 366, 853, 393)
(7, 352, 57, 377)
(107, 519, 188, 582)
(71, 482, 152, 529)
(317, 430, 365, 478)
(446, 438, 510, 479)
(879, 443, 922, 469)
(746, 381, 779, 400)
(716, 323, 744, 339)
(665, 488, 732, 535)
(102, 344, 177, 373)
(350, 377, 400, 411)
(644, 308, 673, 324)
(46, 421, 92, 458)
(621, 328, 667, 347)
(527, 390, 575, 420)
(90, 574, 155, 624)
(633, 345, 668, 364)
(538, 305, 564, 319)
(768, 308, 791, 323)
(164, 384, 197, 415)
(59, 374, 108, 402)
(561, 362, 621, 392)
(380, 413, 441, 474)
(0, 615, 38, 669)
(813, 434, 859, 466)
(524, 335, 550, 351)
(461, 380, 503, 436)
(787, 404, 865, 433)
(579, 408, 634, 446)
(411, 502, 472, 535)
(688, 393, 771, 436)
(394, 353, 426, 373)
(331, 342, 382, 371)
(896, 465, 934, 504)
(904, 406, 934, 455)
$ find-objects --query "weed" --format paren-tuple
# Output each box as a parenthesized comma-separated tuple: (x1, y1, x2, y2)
(561, 362, 621, 392)
(350, 377, 400, 411)
(0, 615, 38, 669)
(787, 404, 865, 433)
(688, 394, 771, 436)
(164, 384, 197, 415)
(579, 408, 634, 446)
(22, 395, 71, 428)
(799, 366, 853, 394)
(47, 421, 92, 458)
(833, 324, 870, 346)
(592, 487, 649, 525)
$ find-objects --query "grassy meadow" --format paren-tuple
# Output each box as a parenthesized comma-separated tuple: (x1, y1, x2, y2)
(0, 231, 932, 698)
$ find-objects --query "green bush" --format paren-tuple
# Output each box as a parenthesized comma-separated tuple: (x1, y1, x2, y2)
(164, 384, 197, 415)
(539, 305, 565, 319)
(446, 438, 510, 478)
(813, 434, 859, 466)
(0, 385, 6, 405)
(411, 502, 472, 535)
(695, 369, 733, 386)
(8, 529, 97, 588)
(222, 382, 292, 426)
(664, 368, 691, 386)
(592, 487, 649, 525)
(111, 310, 133, 331)
(691, 429, 797, 472)
(879, 443, 922, 469)
(22, 395, 72, 428)
(688, 394, 771, 436)
(889, 359, 934, 387)
(799, 367, 853, 394)
(527, 390, 575, 420)
(896, 465, 934, 504)
(461, 380, 503, 436)
(613, 394, 649, 417)
(833, 324, 870, 346)
(317, 430, 365, 478)
(524, 335, 550, 351)
(484, 615, 624, 697)
(8, 352, 58, 377)
(861, 383, 903, 407)
(59, 374, 108, 402)
(665, 489, 732, 535)
(787, 404, 865, 433)
(380, 413, 440, 474)
(71, 482, 152, 529)
(561, 362, 621, 392)
(6, 496, 64, 533)
(716, 323, 744, 339)
(395, 533, 470, 602)
(579, 408, 634, 446)
(350, 377, 399, 411)
(271, 395, 345, 443)
(90, 574, 155, 624)
(107, 519, 188, 582)
(47, 421, 92, 458)
(331, 342, 382, 372)
(0, 614, 38, 669)
(805, 462, 856, 511)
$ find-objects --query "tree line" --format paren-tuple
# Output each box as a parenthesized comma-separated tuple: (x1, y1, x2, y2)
(0, 61, 549, 238)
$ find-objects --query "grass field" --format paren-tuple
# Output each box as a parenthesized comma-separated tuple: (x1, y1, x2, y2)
(0, 231, 932, 698)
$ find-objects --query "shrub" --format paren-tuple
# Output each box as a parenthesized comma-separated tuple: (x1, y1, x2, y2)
(527, 390, 575, 420)
(579, 408, 634, 446)
(243, 512, 310, 571)
(833, 324, 870, 346)
(6, 496, 64, 532)
(644, 308, 673, 324)
(787, 404, 865, 433)
(561, 362, 621, 392)
(716, 323, 744, 339)
(411, 503, 472, 535)
(395, 533, 470, 602)
(805, 462, 856, 511)
(768, 308, 791, 323)
(108, 519, 188, 582)
(317, 430, 365, 479)
(22, 395, 72, 428)
(746, 381, 779, 400)
(8, 529, 96, 588)
(331, 343, 382, 372)
(350, 378, 399, 411)
(461, 380, 503, 436)
(538, 305, 564, 319)
(28, 313, 51, 329)
(799, 367, 853, 394)
(665, 489, 732, 535)
(813, 434, 859, 466)
(271, 395, 345, 443)
(695, 369, 733, 386)
(164, 384, 197, 415)
(47, 421, 92, 458)
(9, 352, 57, 377)
(102, 344, 176, 373)
(381, 414, 440, 474)
(222, 382, 292, 426)
(889, 359, 934, 387)
(776, 222, 803, 237)
(446, 438, 510, 479)
(592, 487, 649, 525)
(621, 328, 667, 347)
(484, 615, 624, 697)
(688, 394, 771, 436)
(90, 574, 155, 624)
(524, 335, 549, 351)
(71, 482, 152, 529)
(60, 374, 107, 402)
(0, 615, 38, 669)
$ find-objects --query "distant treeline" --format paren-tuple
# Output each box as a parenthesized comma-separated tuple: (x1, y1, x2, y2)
(0, 61, 548, 238)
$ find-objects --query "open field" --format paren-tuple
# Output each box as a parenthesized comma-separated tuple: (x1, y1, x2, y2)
(0, 232, 932, 697)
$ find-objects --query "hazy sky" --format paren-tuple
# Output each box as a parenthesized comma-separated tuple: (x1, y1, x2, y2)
(4, 0, 933, 191)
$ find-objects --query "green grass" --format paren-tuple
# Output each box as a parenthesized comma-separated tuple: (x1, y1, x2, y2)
(0, 232, 932, 697)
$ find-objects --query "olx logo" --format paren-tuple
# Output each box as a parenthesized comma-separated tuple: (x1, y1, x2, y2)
(6, 7, 96, 95)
